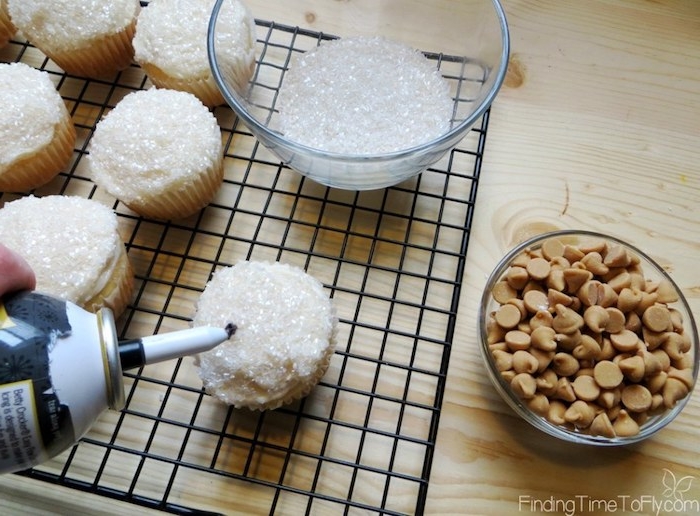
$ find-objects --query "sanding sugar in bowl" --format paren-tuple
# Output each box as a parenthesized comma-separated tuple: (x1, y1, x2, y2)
(278, 36, 454, 155)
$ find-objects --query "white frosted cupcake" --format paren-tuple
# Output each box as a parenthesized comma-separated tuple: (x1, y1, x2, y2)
(193, 261, 337, 410)
(0, 63, 76, 192)
(87, 88, 224, 220)
(7, 0, 140, 77)
(133, 0, 256, 107)
(0, 0, 16, 48)
(0, 195, 134, 317)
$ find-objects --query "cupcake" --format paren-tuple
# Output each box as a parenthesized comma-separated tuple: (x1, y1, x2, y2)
(193, 261, 338, 410)
(133, 0, 256, 107)
(7, 0, 140, 77)
(87, 88, 224, 220)
(0, 195, 134, 317)
(0, 63, 76, 192)
(0, 0, 16, 48)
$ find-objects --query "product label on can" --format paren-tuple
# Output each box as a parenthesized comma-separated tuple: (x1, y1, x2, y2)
(0, 380, 44, 468)
(0, 292, 76, 473)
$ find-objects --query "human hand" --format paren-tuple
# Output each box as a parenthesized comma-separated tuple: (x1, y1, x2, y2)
(0, 242, 36, 296)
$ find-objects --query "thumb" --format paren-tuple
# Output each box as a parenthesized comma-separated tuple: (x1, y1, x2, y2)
(0, 243, 37, 296)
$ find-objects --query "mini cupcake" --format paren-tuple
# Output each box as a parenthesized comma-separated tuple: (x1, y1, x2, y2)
(0, 63, 76, 192)
(0, 195, 134, 317)
(87, 88, 224, 220)
(133, 0, 256, 107)
(193, 261, 337, 410)
(7, 0, 140, 77)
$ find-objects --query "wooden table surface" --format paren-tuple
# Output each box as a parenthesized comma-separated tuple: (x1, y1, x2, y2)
(2, 0, 699, 514)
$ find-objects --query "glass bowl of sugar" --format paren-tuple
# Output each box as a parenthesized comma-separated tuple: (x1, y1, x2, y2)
(208, 0, 510, 190)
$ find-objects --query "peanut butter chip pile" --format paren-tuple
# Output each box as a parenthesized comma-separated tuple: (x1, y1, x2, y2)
(487, 237, 695, 438)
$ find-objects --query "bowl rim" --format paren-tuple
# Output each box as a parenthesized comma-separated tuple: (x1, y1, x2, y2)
(478, 229, 700, 446)
(207, 0, 511, 163)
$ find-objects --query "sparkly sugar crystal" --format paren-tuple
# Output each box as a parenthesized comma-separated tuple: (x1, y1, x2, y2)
(278, 36, 454, 154)
(193, 261, 338, 410)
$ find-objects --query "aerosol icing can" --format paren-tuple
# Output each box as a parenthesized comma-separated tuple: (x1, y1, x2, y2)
(0, 291, 235, 474)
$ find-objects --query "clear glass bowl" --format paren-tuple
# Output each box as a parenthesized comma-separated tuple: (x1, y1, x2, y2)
(208, 0, 509, 190)
(479, 230, 699, 445)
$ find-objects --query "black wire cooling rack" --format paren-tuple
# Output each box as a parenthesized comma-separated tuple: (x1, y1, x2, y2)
(1, 17, 492, 516)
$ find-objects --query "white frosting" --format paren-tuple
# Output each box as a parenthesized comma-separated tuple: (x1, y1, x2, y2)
(0, 195, 122, 307)
(193, 261, 337, 410)
(279, 36, 454, 154)
(87, 88, 222, 205)
(0, 63, 66, 172)
(133, 0, 255, 81)
(7, 0, 140, 50)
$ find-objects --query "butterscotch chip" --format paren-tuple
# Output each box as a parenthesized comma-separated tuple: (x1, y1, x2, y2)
(552, 352, 580, 377)
(642, 304, 671, 333)
(621, 384, 652, 412)
(511, 373, 537, 399)
(598, 387, 621, 409)
(526, 257, 551, 281)
(590, 412, 616, 438)
(581, 252, 609, 276)
(572, 375, 601, 402)
(530, 326, 557, 351)
(610, 329, 640, 352)
(547, 400, 567, 425)
(613, 410, 640, 437)
(554, 377, 577, 402)
(492, 280, 517, 304)
(572, 334, 601, 361)
(552, 304, 584, 334)
(593, 360, 624, 389)
(604, 245, 632, 268)
(584, 305, 609, 333)
(541, 238, 565, 260)
(563, 244, 585, 263)
(506, 266, 529, 290)
(492, 349, 513, 372)
(605, 307, 626, 334)
(618, 355, 645, 383)
(494, 303, 522, 329)
(512, 350, 539, 374)
(564, 400, 596, 429)
(536, 369, 558, 396)
(562, 267, 592, 293)
(547, 288, 572, 309)
(656, 279, 680, 304)
(523, 289, 549, 313)
(617, 288, 642, 313)
(505, 330, 531, 351)
(530, 348, 554, 372)
(606, 270, 631, 293)
(667, 367, 694, 390)
(526, 393, 550, 417)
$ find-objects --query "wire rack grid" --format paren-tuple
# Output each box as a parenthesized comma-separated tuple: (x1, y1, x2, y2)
(0, 16, 492, 516)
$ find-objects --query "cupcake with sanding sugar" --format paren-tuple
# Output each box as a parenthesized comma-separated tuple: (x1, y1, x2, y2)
(193, 261, 338, 410)
(0, 0, 16, 48)
(133, 0, 256, 107)
(87, 88, 224, 220)
(0, 195, 134, 317)
(0, 63, 76, 192)
(7, 0, 140, 77)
